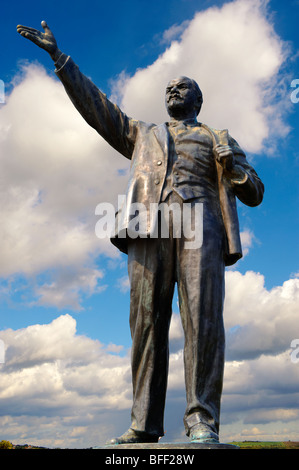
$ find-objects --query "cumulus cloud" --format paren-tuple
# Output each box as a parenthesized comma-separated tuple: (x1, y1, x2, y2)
(164, 271, 299, 441)
(113, 0, 290, 154)
(240, 229, 256, 257)
(221, 350, 299, 443)
(116, 275, 130, 294)
(33, 267, 107, 311)
(0, 314, 132, 447)
(0, 62, 129, 308)
(224, 271, 299, 360)
(168, 271, 299, 362)
(1, 268, 299, 447)
(159, 20, 191, 45)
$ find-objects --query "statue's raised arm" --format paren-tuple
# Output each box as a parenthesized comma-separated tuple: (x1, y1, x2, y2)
(16, 20, 137, 159)
(17, 21, 62, 62)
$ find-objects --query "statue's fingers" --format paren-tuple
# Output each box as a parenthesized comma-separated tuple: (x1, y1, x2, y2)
(217, 145, 230, 151)
(217, 148, 232, 157)
(17, 25, 40, 34)
(21, 31, 35, 40)
(41, 20, 52, 33)
(217, 148, 229, 155)
(20, 31, 43, 46)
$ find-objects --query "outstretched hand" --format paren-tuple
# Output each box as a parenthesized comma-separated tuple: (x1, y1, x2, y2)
(17, 21, 60, 61)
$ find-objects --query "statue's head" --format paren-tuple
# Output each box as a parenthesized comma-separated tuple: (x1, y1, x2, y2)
(165, 76, 203, 119)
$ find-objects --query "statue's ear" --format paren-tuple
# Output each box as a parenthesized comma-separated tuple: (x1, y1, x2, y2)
(195, 96, 203, 115)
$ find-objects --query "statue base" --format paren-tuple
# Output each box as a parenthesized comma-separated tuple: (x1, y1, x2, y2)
(94, 442, 239, 449)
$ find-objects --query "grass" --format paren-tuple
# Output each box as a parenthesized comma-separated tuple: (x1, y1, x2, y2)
(229, 441, 299, 449)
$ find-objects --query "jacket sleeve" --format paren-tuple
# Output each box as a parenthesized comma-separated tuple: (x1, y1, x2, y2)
(54, 54, 137, 159)
(228, 135, 264, 207)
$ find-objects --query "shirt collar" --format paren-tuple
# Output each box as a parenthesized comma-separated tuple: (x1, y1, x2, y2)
(168, 118, 199, 128)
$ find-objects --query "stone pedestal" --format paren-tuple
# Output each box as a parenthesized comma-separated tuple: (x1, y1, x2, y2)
(95, 442, 239, 450)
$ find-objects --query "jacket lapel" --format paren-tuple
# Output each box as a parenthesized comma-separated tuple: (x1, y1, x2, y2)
(153, 122, 242, 265)
(153, 123, 169, 161)
(200, 124, 242, 265)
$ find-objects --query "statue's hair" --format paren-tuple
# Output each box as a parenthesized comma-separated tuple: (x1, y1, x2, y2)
(187, 77, 203, 115)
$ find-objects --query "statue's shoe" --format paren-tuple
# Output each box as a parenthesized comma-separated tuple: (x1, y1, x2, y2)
(106, 428, 160, 445)
(189, 423, 219, 444)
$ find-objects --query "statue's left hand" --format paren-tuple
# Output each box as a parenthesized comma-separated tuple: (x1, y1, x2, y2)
(214, 144, 246, 182)
(214, 144, 234, 171)
(17, 21, 60, 61)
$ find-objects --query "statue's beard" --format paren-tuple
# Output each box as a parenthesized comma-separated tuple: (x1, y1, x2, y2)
(167, 99, 193, 119)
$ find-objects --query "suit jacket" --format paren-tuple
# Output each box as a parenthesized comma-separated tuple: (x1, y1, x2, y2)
(55, 55, 264, 266)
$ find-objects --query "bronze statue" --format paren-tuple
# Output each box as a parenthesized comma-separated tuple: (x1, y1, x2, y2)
(17, 21, 264, 445)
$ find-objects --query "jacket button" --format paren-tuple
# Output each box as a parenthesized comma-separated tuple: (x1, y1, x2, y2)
(154, 179, 160, 185)
(157, 160, 162, 166)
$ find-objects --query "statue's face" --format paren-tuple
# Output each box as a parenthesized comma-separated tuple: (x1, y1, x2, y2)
(165, 77, 199, 118)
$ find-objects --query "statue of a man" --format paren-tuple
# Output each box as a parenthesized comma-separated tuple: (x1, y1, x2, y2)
(17, 21, 264, 445)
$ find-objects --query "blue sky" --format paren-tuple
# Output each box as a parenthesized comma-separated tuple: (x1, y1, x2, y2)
(0, 0, 299, 448)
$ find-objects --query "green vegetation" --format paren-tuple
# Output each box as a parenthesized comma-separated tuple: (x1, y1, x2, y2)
(0, 440, 13, 449)
(0, 439, 299, 449)
(230, 441, 299, 449)
(0, 440, 47, 449)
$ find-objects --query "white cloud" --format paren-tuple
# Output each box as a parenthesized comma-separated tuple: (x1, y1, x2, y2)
(114, 0, 290, 154)
(116, 275, 130, 293)
(169, 312, 184, 354)
(240, 229, 256, 257)
(159, 20, 191, 45)
(33, 267, 107, 311)
(168, 270, 299, 362)
(0, 314, 132, 447)
(224, 271, 299, 360)
(1, 268, 299, 447)
(0, 62, 129, 307)
(221, 350, 299, 443)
